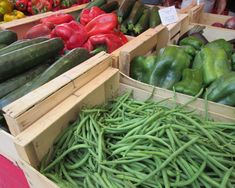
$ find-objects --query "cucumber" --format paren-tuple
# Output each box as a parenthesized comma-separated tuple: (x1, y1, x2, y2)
(133, 8, 150, 35)
(0, 44, 7, 49)
(127, 1, 145, 31)
(0, 48, 90, 109)
(85, 0, 107, 9)
(0, 30, 18, 45)
(77, 0, 107, 21)
(100, 1, 119, 13)
(117, 0, 136, 23)
(150, 6, 161, 28)
(0, 38, 64, 82)
(0, 38, 48, 56)
(0, 64, 48, 98)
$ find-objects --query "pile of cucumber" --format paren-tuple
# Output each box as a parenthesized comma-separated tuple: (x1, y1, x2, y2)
(0, 30, 91, 113)
(118, 0, 161, 36)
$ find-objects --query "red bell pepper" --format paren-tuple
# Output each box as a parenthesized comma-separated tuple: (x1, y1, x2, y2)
(60, 0, 76, 9)
(14, 0, 28, 12)
(40, 14, 74, 25)
(28, 0, 52, 15)
(80, 6, 105, 25)
(24, 22, 54, 39)
(50, 21, 88, 50)
(52, 0, 60, 8)
(83, 31, 128, 53)
(85, 13, 118, 37)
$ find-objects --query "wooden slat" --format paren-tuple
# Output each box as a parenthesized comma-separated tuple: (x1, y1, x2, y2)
(0, 130, 20, 164)
(120, 74, 235, 123)
(15, 67, 119, 167)
(188, 4, 204, 23)
(18, 160, 58, 188)
(3, 52, 112, 136)
(167, 14, 189, 41)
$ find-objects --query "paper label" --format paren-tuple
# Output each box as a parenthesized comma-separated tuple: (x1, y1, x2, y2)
(158, 6, 179, 26)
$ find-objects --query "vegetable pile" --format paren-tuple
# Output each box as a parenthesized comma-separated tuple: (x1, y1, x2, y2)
(0, 30, 91, 110)
(0, 0, 25, 22)
(130, 26, 235, 107)
(25, 2, 127, 53)
(118, 0, 161, 36)
(41, 92, 235, 187)
(212, 17, 235, 30)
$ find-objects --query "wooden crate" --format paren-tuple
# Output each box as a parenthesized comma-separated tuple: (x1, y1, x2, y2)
(189, 5, 233, 30)
(111, 13, 189, 66)
(2, 52, 112, 136)
(13, 58, 235, 187)
(117, 24, 235, 122)
(0, 4, 87, 39)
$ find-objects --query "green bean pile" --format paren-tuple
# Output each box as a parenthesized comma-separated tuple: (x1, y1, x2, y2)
(41, 92, 235, 188)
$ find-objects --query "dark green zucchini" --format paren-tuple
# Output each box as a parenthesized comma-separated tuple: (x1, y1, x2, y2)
(150, 6, 161, 28)
(77, 0, 107, 21)
(0, 48, 90, 109)
(133, 8, 150, 35)
(0, 38, 48, 56)
(0, 30, 18, 45)
(117, 0, 136, 23)
(0, 38, 64, 82)
(100, 1, 119, 13)
(127, 1, 145, 31)
(120, 19, 128, 34)
(0, 64, 48, 98)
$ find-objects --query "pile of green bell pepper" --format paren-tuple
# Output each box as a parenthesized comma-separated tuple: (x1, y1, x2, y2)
(129, 36, 235, 107)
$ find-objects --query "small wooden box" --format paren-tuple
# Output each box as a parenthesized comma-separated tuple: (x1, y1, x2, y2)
(189, 5, 234, 31)
(117, 24, 235, 122)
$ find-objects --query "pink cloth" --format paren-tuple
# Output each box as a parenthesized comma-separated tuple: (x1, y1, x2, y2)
(0, 155, 30, 188)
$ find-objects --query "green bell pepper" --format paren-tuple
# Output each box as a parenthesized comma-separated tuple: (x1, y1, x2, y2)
(193, 46, 230, 86)
(206, 72, 235, 107)
(180, 45, 197, 58)
(205, 39, 233, 58)
(232, 53, 235, 71)
(130, 55, 157, 84)
(174, 68, 203, 96)
(179, 36, 205, 50)
(150, 46, 191, 89)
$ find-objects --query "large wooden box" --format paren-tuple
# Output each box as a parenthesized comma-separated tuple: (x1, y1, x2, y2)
(2, 52, 112, 136)
(13, 54, 235, 187)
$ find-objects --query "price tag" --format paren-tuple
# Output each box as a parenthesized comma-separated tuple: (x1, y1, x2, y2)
(158, 6, 179, 26)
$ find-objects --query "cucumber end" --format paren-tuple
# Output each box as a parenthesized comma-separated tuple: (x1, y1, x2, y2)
(118, 17, 123, 24)
(133, 26, 142, 35)
(128, 24, 134, 31)
(121, 26, 128, 34)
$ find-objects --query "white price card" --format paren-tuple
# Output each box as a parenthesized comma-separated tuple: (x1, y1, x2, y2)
(158, 6, 179, 26)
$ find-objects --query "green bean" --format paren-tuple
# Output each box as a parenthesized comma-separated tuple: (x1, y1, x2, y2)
(137, 136, 199, 185)
(174, 112, 220, 149)
(171, 161, 206, 187)
(220, 167, 234, 188)
(162, 168, 170, 188)
(61, 163, 77, 186)
(119, 135, 172, 149)
(43, 144, 90, 172)
(65, 152, 89, 170)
